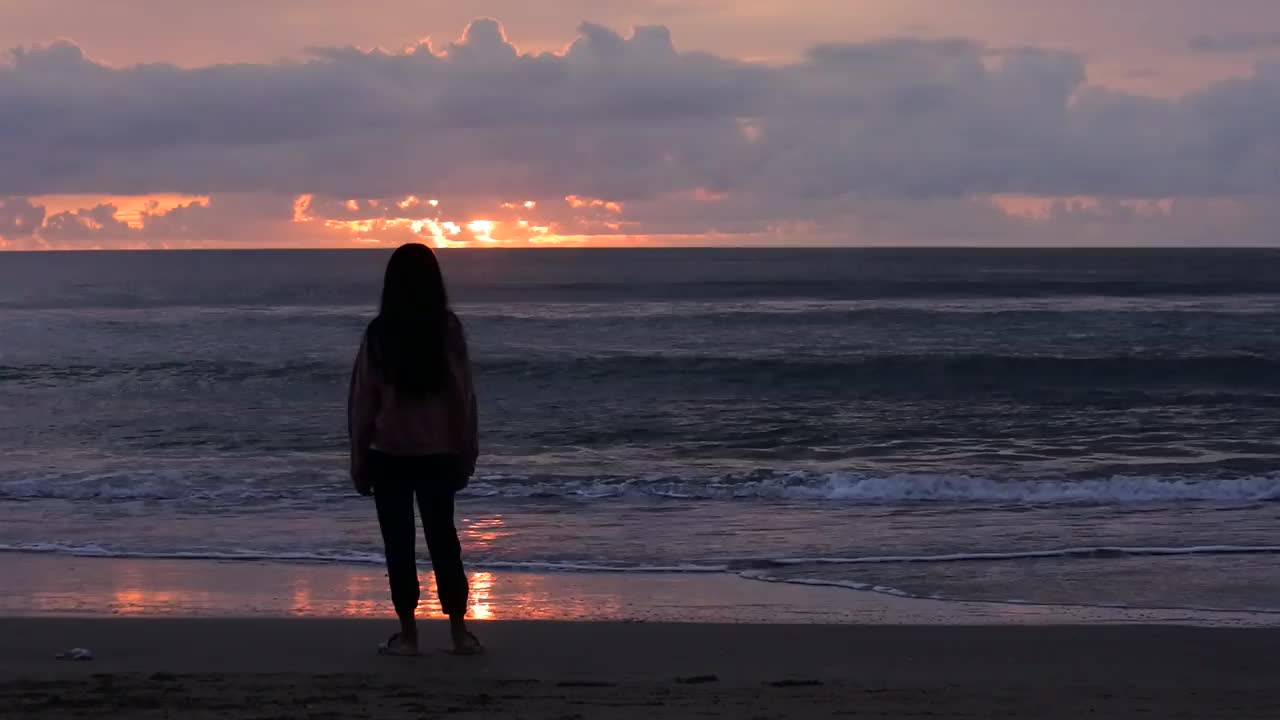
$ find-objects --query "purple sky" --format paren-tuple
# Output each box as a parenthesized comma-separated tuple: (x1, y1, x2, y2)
(3, 0, 1280, 248)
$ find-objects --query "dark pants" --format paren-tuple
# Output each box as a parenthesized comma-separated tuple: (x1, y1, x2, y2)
(369, 450, 469, 619)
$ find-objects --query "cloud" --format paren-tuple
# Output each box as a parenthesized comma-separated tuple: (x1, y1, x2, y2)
(41, 204, 134, 241)
(3, 18, 1280, 247)
(5, 20, 1280, 201)
(0, 197, 45, 237)
(8, 186, 1279, 249)
(1189, 31, 1280, 54)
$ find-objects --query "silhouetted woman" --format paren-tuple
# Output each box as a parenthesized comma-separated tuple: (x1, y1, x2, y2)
(348, 243, 481, 656)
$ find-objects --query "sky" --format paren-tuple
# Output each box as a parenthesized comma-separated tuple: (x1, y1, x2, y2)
(3, 0, 1280, 249)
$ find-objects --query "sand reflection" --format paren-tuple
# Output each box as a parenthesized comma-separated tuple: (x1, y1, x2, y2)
(340, 573, 385, 617)
(289, 576, 313, 616)
(18, 556, 627, 621)
(112, 588, 186, 615)
(468, 571, 496, 620)
(110, 566, 213, 615)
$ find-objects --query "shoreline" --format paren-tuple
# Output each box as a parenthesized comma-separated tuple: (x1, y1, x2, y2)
(4, 619, 1280, 718)
(2, 553, 1277, 627)
(5, 550, 1280, 717)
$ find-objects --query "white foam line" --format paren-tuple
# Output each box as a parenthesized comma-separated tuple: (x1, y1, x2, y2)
(474, 560, 728, 573)
(0, 543, 728, 574)
(736, 570, 1280, 616)
(6, 542, 1280, 569)
(737, 570, 911, 597)
(772, 544, 1280, 565)
(5, 473, 1280, 504)
(0, 543, 387, 565)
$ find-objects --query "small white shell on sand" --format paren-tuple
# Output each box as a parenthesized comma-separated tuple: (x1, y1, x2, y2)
(56, 648, 94, 661)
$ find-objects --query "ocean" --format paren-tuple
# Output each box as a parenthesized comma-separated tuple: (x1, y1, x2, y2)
(2, 248, 1279, 614)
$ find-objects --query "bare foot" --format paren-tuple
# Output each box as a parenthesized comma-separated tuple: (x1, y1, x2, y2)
(377, 631, 420, 657)
(450, 618, 483, 656)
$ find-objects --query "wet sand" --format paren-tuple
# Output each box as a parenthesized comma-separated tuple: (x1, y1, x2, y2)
(3, 553, 1276, 626)
(3, 618, 1280, 718)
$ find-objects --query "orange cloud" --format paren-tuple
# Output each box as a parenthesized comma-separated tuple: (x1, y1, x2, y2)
(565, 195, 623, 213)
(33, 194, 210, 228)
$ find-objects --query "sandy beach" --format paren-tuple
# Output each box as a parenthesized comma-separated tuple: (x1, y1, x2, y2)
(1, 555, 1279, 718)
(3, 618, 1280, 718)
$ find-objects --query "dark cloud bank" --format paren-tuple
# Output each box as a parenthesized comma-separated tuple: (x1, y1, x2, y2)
(3, 19, 1279, 246)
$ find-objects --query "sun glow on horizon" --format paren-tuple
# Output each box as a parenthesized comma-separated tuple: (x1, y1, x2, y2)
(466, 219, 496, 242)
(1, 190, 642, 249)
(280, 193, 625, 247)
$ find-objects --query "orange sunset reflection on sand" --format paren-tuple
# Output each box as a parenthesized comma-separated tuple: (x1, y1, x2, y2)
(72, 562, 533, 620)
(109, 565, 214, 616)
(8, 551, 912, 624)
(11, 517, 639, 621)
(93, 568, 506, 619)
(17, 515, 575, 620)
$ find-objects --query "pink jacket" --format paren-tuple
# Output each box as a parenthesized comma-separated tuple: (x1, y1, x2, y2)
(347, 314, 479, 461)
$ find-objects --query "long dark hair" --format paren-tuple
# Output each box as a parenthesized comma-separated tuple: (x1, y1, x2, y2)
(367, 243, 452, 396)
